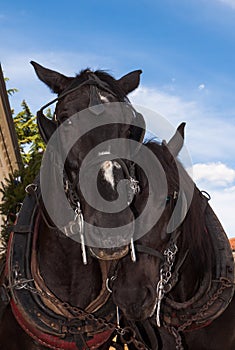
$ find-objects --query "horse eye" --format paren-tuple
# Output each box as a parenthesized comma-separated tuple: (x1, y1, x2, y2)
(60, 116, 72, 126)
(106, 94, 116, 102)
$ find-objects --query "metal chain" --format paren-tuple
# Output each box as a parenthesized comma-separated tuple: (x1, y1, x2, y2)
(11, 275, 148, 349)
(162, 243, 178, 292)
(177, 277, 233, 332)
(156, 243, 178, 326)
(165, 277, 233, 350)
(168, 327, 184, 350)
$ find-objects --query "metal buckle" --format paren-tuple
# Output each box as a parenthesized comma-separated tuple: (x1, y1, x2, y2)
(106, 275, 117, 293)
(129, 177, 140, 194)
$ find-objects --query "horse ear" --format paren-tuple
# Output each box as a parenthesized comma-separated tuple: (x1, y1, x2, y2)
(37, 111, 57, 144)
(31, 61, 73, 94)
(117, 70, 142, 94)
(166, 122, 186, 157)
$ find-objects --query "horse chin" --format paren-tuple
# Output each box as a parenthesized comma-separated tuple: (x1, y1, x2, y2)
(89, 246, 129, 260)
(114, 295, 157, 322)
(120, 306, 153, 322)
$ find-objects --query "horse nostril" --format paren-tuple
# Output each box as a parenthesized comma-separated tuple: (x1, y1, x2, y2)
(128, 303, 142, 316)
(113, 285, 155, 313)
(113, 282, 155, 321)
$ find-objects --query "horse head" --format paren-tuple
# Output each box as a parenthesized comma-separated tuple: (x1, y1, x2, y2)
(111, 123, 194, 321)
(31, 62, 145, 262)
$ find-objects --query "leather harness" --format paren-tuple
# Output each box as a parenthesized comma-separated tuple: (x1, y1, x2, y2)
(161, 195, 235, 330)
(1, 178, 118, 350)
(1, 180, 234, 350)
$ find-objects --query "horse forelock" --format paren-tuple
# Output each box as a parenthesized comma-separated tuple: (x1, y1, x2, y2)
(74, 69, 127, 101)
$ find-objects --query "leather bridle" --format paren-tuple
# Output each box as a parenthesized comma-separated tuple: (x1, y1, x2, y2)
(35, 71, 147, 266)
(37, 71, 123, 119)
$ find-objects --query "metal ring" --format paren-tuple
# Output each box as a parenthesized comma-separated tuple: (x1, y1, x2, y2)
(105, 275, 117, 293)
(120, 326, 136, 344)
(201, 190, 211, 201)
(25, 183, 38, 194)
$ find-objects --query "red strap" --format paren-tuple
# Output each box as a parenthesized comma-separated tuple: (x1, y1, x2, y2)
(11, 300, 113, 350)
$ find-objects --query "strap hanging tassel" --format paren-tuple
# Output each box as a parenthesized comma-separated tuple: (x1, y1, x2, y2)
(130, 238, 136, 262)
(75, 203, 87, 265)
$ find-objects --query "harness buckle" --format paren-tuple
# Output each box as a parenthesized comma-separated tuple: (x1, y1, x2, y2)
(129, 178, 140, 194)
(127, 178, 140, 205)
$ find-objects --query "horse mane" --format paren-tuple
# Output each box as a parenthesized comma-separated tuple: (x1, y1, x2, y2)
(173, 159, 214, 279)
(179, 165, 214, 276)
(146, 141, 214, 276)
(76, 69, 127, 101)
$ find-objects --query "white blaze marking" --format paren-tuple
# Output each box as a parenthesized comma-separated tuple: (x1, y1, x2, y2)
(98, 92, 109, 103)
(102, 161, 115, 188)
(101, 161, 121, 188)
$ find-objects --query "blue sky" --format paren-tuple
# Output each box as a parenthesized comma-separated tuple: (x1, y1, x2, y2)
(1, 0, 235, 236)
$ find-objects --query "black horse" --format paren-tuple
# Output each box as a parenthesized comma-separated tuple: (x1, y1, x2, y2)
(111, 124, 235, 349)
(0, 62, 146, 350)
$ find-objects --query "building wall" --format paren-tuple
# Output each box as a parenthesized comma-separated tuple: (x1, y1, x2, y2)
(0, 64, 22, 227)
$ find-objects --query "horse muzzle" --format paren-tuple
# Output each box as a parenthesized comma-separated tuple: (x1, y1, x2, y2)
(89, 246, 129, 260)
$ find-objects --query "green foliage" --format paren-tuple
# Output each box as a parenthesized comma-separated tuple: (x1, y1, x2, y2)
(4, 77, 18, 96)
(0, 96, 49, 254)
(0, 153, 42, 252)
(13, 100, 46, 163)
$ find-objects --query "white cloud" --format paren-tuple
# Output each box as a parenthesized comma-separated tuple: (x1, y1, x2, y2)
(191, 162, 235, 187)
(130, 86, 198, 130)
(188, 162, 235, 237)
(186, 163, 235, 238)
(205, 186, 235, 238)
(198, 83, 205, 90)
(130, 85, 235, 166)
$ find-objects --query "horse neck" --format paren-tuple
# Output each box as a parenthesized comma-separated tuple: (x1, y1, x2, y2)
(169, 191, 214, 302)
(37, 219, 102, 308)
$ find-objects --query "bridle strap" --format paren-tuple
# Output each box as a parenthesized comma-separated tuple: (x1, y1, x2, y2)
(38, 75, 120, 116)
(69, 155, 138, 197)
(85, 260, 119, 313)
(135, 244, 164, 261)
(114, 158, 133, 181)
